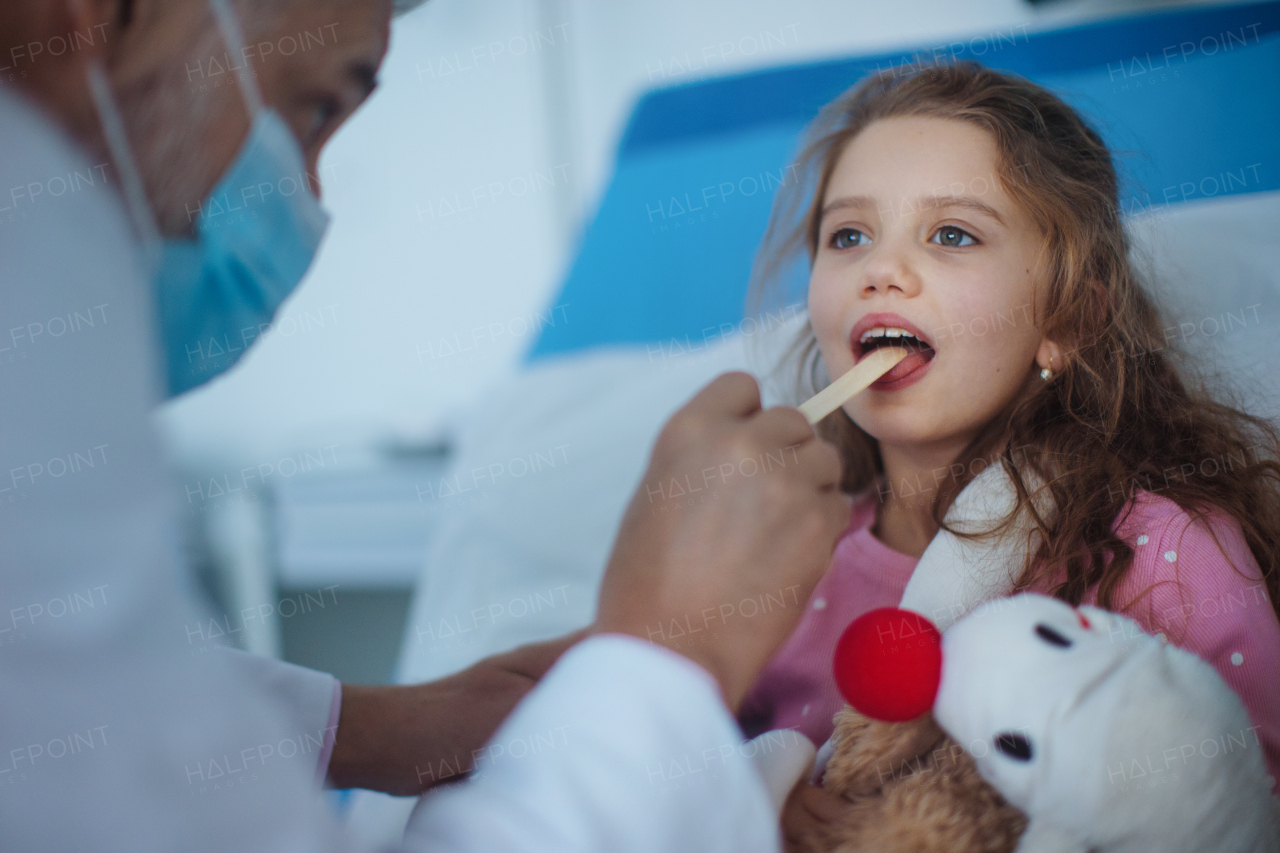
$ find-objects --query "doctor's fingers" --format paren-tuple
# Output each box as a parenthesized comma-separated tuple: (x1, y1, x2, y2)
(739, 431, 848, 540)
(749, 404, 822, 450)
(682, 371, 764, 420)
(483, 628, 589, 681)
(782, 434, 845, 492)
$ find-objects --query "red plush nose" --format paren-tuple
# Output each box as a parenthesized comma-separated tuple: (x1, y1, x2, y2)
(833, 607, 943, 722)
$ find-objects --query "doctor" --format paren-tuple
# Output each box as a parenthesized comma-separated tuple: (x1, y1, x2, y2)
(6, 0, 591, 800)
(0, 1, 849, 850)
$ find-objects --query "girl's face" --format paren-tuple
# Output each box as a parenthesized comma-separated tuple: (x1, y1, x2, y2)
(808, 116, 1055, 454)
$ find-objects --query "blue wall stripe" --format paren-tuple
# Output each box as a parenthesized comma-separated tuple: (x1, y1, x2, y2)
(619, 2, 1280, 154)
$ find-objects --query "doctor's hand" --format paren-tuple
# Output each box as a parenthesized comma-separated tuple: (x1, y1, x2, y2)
(593, 372, 850, 712)
(328, 629, 586, 795)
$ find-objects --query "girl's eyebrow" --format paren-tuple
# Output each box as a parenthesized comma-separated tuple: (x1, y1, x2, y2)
(822, 194, 1006, 226)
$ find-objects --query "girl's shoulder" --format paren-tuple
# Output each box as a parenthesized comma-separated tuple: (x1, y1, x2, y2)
(1107, 489, 1272, 642)
(1112, 489, 1260, 580)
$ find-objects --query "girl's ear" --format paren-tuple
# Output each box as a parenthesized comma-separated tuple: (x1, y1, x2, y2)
(1035, 339, 1063, 376)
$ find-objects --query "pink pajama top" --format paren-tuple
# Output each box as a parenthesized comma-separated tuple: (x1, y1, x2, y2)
(738, 487, 1280, 791)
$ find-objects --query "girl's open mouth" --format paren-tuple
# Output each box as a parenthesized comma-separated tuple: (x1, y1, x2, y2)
(853, 333, 937, 389)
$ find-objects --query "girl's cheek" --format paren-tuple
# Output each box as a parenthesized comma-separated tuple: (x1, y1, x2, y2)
(808, 286, 845, 363)
(808, 272, 843, 330)
(942, 292, 999, 352)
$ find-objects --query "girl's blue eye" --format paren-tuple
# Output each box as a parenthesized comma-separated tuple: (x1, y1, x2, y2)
(932, 226, 977, 247)
(830, 228, 869, 249)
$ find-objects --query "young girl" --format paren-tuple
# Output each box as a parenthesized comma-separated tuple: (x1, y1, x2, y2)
(736, 60, 1280, 791)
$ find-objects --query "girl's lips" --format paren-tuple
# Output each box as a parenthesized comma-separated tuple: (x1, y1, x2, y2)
(849, 313, 937, 358)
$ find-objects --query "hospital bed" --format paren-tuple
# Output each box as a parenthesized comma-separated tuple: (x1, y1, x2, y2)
(345, 0, 1280, 837)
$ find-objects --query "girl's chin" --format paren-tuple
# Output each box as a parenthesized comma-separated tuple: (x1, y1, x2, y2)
(842, 410, 941, 444)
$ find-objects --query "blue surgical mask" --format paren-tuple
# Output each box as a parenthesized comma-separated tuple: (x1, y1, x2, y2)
(158, 110, 330, 396)
(87, 0, 331, 398)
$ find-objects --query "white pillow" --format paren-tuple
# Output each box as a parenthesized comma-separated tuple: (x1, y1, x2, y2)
(1127, 190, 1280, 419)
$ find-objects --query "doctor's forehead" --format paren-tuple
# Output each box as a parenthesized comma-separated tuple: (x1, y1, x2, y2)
(260, 0, 393, 96)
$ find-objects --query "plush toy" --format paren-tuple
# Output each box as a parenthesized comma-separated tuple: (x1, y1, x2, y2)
(791, 594, 1280, 853)
(759, 464, 1277, 851)
(790, 705, 1026, 852)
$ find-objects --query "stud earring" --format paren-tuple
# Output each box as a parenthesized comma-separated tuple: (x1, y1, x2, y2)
(1040, 357, 1054, 381)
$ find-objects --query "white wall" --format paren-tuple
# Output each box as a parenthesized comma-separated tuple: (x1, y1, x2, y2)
(157, 0, 1214, 468)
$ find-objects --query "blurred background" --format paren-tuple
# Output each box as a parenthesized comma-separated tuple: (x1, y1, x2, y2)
(151, 3, 1280, 834)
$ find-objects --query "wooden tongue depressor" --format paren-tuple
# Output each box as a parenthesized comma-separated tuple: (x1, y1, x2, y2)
(797, 346, 911, 424)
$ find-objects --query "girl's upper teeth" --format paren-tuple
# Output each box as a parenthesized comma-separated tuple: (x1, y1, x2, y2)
(860, 326, 919, 344)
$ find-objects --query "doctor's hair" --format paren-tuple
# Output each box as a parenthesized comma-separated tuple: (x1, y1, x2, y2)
(747, 60, 1280, 627)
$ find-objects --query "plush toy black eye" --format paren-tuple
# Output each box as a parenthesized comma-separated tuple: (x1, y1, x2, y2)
(995, 733, 1033, 761)
(1034, 623, 1072, 648)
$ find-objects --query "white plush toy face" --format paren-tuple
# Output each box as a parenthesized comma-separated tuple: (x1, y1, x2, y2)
(932, 593, 1149, 815)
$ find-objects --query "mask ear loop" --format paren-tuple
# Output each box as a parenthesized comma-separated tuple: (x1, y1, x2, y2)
(207, 0, 265, 118)
(83, 2, 280, 279)
(208, 0, 325, 206)
(85, 60, 162, 275)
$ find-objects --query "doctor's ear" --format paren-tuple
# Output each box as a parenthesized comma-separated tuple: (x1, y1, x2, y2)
(63, 0, 118, 40)
(56, 0, 130, 74)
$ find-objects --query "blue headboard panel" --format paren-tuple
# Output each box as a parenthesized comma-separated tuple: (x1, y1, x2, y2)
(528, 2, 1280, 361)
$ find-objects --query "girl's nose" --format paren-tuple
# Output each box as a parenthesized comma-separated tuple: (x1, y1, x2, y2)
(860, 251, 922, 298)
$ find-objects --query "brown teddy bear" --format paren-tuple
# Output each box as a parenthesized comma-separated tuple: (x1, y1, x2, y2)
(788, 705, 1026, 853)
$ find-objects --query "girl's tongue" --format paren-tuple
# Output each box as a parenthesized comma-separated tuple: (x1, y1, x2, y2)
(874, 347, 935, 382)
